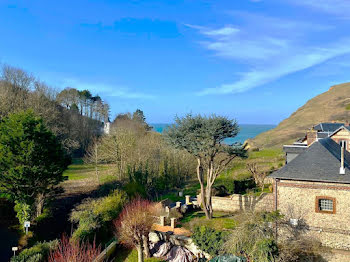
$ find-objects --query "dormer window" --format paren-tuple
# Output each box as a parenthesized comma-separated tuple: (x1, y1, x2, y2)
(315, 196, 336, 214)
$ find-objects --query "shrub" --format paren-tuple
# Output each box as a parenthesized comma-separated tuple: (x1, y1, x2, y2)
(224, 212, 280, 262)
(114, 198, 158, 262)
(49, 235, 101, 262)
(233, 179, 255, 194)
(213, 178, 235, 196)
(192, 226, 228, 256)
(124, 181, 147, 198)
(11, 240, 58, 262)
(14, 201, 32, 230)
(70, 189, 127, 242)
(277, 237, 326, 262)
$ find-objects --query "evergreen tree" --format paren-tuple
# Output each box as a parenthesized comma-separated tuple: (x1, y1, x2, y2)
(0, 110, 69, 222)
(165, 114, 247, 219)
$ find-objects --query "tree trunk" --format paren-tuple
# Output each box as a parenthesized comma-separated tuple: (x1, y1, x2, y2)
(95, 143, 99, 184)
(136, 243, 144, 262)
(205, 186, 213, 219)
(35, 193, 45, 218)
(143, 234, 151, 258)
(197, 158, 211, 219)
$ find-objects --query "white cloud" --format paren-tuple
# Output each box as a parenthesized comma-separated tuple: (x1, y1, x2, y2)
(288, 0, 350, 18)
(202, 26, 239, 36)
(198, 41, 350, 95)
(62, 78, 156, 99)
(190, 13, 350, 95)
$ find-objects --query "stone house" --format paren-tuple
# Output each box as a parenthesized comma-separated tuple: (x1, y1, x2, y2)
(284, 122, 350, 164)
(295, 122, 350, 148)
(270, 137, 350, 250)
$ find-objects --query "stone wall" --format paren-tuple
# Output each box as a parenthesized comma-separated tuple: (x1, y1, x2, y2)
(276, 179, 350, 250)
(197, 193, 274, 213)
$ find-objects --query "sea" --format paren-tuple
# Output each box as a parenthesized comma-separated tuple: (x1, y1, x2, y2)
(151, 123, 276, 144)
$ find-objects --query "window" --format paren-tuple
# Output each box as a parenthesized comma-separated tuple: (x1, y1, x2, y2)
(319, 199, 333, 211)
(340, 140, 347, 149)
(315, 196, 336, 214)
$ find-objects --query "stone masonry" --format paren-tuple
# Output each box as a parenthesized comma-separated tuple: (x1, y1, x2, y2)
(197, 193, 274, 213)
(275, 179, 350, 250)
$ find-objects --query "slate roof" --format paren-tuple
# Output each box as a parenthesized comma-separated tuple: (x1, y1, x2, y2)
(270, 138, 350, 183)
(313, 123, 345, 133)
(317, 132, 331, 139)
(283, 145, 307, 154)
(329, 125, 350, 137)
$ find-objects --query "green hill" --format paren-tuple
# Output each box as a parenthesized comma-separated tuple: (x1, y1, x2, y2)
(249, 82, 350, 149)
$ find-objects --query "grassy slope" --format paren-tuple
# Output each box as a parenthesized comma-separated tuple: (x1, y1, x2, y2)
(62, 159, 119, 195)
(218, 148, 284, 182)
(250, 82, 350, 149)
(160, 148, 284, 202)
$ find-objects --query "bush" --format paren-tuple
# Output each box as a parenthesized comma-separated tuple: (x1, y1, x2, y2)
(233, 179, 256, 194)
(14, 201, 32, 230)
(11, 240, 58, 262)
(192, 226, 228, 256)
(224, 212, 280, 262)
(124, 181, 147, 198)
(49, 235, 101, 262)
(213, 179, 235, 196)
(70, 189, 127, 242)
(277, 237, 326, 262)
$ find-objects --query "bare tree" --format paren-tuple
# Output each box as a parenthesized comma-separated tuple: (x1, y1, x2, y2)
(247, 162, 268, 194)
(114, 199, 157, 262)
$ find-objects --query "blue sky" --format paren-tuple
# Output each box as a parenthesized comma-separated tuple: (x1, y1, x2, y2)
(1, 0, 350, 124)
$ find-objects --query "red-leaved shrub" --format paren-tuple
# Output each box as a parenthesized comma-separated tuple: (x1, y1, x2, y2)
(49, 234, 101, 262)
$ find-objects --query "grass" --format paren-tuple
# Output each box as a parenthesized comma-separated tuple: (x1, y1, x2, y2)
(180, 211, 237, 231)
(113, 248, 165, 262)
(218, 148, 284, 182)
(243, 184, 273, 196)
(158, 181, 201, 202)
(63, 158, 116, 182)
(157, 148, 283, 202)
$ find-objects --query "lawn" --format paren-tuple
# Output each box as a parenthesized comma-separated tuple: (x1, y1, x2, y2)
(113, 247, 164, 262)
(63, 158, 117, 182)
(214, 148, 284, 192)
(158, 181, 200, 202)
(179, 211, 237, 231)
(218, 148, 284, 181)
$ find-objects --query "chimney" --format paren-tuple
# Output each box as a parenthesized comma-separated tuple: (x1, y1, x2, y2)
(307, 129, 317, 146)
(346, 120, 350, 127)
(340, 145, 345, 175)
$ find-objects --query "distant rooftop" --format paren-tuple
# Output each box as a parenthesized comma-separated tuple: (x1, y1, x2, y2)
(271, 138, 350, 184)
(313, 123, 345, 133)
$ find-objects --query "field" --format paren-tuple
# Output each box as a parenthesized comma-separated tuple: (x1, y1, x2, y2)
(61, 158, 119, 195)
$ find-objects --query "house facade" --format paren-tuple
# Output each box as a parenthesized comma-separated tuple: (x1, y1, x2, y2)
(284, 122, 350, 164)
(296, 122, 350, 149)
(271, 138, 350, 250)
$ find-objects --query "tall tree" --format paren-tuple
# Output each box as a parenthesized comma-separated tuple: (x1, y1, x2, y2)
(79, 90, 92, 116)
(0, 110, 69, 221)
(56, 87, 80, 109)
(133, 109, 152, 131)
(165, 114, 247, 219)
